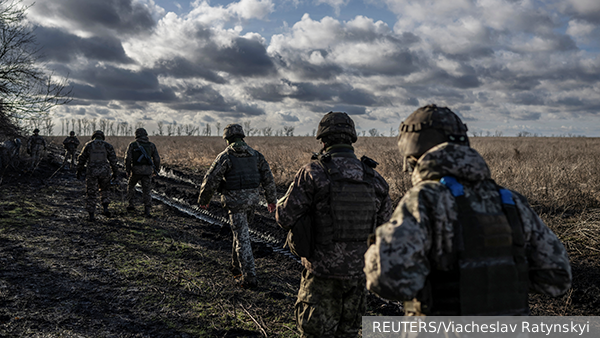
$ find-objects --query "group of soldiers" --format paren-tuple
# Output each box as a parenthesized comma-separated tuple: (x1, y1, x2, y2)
(197, 106, 572, 338)
(11, 105, 572, 337)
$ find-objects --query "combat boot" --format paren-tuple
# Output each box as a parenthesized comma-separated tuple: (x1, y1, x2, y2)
(87, 212, 95, 222)
(240, 275, 258, 289)
(144, 206, 152, 218)
(102, 203, 111, 217)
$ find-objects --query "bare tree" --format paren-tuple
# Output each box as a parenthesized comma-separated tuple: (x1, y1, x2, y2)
(283, 126, 295, 137)
(166, 123, 173, 136)
(43, 116, 53, 135)
(201, 123, 210, 136)
(157, 121, 164, 136)
(215, 122, 221, 136)
(262, 126, 273, 137)
(176, 123, 183, 136)
(82, 118, 90, 136)
(0, 0, 72, 134)
(90, 118, 96, 132)
(369, 128, 378, 137)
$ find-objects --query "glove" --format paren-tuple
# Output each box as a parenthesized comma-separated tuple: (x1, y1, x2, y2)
(267, 203, 276, 213)
(199, 204, 209, 210)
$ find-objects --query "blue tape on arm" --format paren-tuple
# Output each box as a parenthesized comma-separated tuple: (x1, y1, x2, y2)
(440, 176, 464, 197)
(499, 189, 515, 205)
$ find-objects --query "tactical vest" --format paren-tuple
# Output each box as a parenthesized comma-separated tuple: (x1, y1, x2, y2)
(89, 141, 108, 164)
(132, 142, 153, 166)
(313, 153, 378, 245)
(222, 154, 261, 191)
(408, 176, 529, 315)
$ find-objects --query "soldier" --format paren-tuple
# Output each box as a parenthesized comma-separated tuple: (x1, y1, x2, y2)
(27, 128, 46, 170)
(364, 104, 572, 315)
(0, 138, 21, 170)
(124, 128, 160, 217)
(62, 131, 80, 169)
(76, 130, 119, 222)
(198, 123, 277, 288)
(276, 112, 392, 338)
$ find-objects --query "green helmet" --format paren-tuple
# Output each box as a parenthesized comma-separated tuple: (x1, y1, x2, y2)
(316, 111, 357, 143)
(70, 131, 75, 136)
(91, 130, 105, 140)
(398, 104, 469, 170)
(135, 128, 148, 138)
(222, 124, 245, 140)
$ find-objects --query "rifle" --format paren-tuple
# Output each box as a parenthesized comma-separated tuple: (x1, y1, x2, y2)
(135, 141, 158, 175)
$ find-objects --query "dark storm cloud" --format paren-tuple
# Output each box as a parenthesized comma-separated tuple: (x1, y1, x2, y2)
(510, 92, 547, 106)
(278, 80, 382, 106)
(279, 113, 299, 122)
(153, 57, 227, 84)
(510, 112, 541, 121)
(36, 26, 134, 64)
(308, 104, 367, 116)
(202, 37, 276, 77)
(353, 48, 423, 76)
(71, 83, 176, 103)
(79, 66, 159, 91)
(32, 0, 156, 35)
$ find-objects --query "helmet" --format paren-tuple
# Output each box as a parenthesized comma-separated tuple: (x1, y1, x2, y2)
(222, 124, 245, 140)
(316, 112, 357, 143)
(398, 104, 469, 168)
(33, 128, 40, 133)
(135, 128, 148, 138)
(91, 130, 105, 140)
(70, 131, 75, 136)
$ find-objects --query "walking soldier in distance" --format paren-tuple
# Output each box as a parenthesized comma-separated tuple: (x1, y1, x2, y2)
(76, 130, 119, 222)
(27, 128, 46, 170)
(125, 128, 160, 217)
(198, 123, 277, 289)
(62, 131, 80, 169)
(364, 104, 572, 315)
(276, 112, 392, 338)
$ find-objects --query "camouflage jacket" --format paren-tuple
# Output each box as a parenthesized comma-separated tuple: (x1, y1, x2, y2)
(364, 143, 572, 301)
(62, 136, 80, 151)
(198, 141, 277, 212)
(124, 136, 160, 176)
(27, 135, 46, 150)
(77, 139, 119, 178)
(277, 145, 393, 279)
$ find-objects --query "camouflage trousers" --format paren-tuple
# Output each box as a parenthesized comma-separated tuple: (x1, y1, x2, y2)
(63, 150, 77, 169)
(30, 146, 43, 169)
(86, 175, 111, 213)
(229, 211, 256, 280)
(295, 269, 366, 338)
(126, 174, 152, 207)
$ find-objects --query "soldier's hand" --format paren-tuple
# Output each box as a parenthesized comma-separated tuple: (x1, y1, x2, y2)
(267, 203, 276, 213)
(199, 204, 209, 210)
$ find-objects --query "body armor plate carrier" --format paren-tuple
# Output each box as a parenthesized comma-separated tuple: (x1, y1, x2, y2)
(408, 176, 529, 315)
(314, 153, 378, 244)
(89, 141, 108, 163)
(222, 154, 261, 191)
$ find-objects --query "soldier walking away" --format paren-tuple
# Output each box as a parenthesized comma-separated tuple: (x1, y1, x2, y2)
(62, 131, 80, 170)
(76, 130, 119, 222)
(364, 104, 572, 316)
(276, 112, 392, 338)
(198, 124, 277, 289)
(124, 128, 160, 217)
(27, 128, 46, 171)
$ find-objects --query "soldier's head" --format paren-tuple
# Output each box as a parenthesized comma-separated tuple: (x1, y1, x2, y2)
(70, 131, 75, 136)
(398, 104, 469, 172)
(33, 128, 40, 135)
(316, 112, 358, 148)
(222, 124, 245, 143)
(91, 130, 105, 140)
(135, 128, 148, 139)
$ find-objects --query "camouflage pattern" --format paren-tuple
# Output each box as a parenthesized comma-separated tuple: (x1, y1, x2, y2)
(0, 138, 21, 169)
(124, 135, 160, 208)
(230, 211, 256, 280)
(295, 269, 366, 338)
(364, 142, 572, 305)
(27, 134, 46, 169)
(276, 146, 393, 279)
(316, 112, 358, 143)
(62, 135, 80, 169)
(77, 139, 119, 214)
(222, 124, 245, 140)
(198, 140, 277, 281)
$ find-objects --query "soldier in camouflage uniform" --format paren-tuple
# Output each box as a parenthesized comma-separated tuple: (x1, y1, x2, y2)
(276, 112, 392, 338)
(125, 128, 160, 217)
(198, 124, 277, 288)
(0, 138, 21, 170)
(62, 131, 80, 170)
(77, 130, 119, 222)
(364, 104, 572, 315)
(27, 128, 46, 170)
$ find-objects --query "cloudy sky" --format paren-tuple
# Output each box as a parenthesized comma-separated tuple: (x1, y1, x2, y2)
(22, 0, 600, 136)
